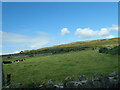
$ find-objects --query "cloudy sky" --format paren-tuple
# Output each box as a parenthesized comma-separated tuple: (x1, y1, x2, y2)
(1, 2, 118, 55)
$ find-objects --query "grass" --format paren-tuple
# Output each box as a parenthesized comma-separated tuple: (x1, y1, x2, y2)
(3, 49, 118, 86)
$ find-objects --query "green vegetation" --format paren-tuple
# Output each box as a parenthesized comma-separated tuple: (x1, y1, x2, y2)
(99, 45, 120, 55)
(3, 50, 119, 86)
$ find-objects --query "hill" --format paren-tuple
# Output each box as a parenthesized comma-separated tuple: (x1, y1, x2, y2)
(23, 38, 119, 53)
(2, 38, 119, 87)
(2, 38, 119, 60)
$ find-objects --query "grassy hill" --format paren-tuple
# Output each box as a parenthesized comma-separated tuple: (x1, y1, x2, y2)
(3, 38, 119, 87)
(51, 38, 119, 48)
(2, 38, 119, 59)
(3, 49, 119, 86)
(22, 38, 119, 53)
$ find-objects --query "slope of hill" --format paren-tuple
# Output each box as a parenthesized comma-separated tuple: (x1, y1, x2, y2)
(3, 49, 119, 86)
(2, 38, 119, 60)
(20, 38, 120, 54)
(3, 38, 119, 87)
(51, 38, 119, 48)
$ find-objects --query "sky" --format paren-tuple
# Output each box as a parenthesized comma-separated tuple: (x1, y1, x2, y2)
(1, 2, 119, 55)
(1, 0, 120, 2)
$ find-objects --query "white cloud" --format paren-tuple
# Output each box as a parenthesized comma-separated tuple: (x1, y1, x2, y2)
(2, 32, 28, 43)
(105, 35, 115, 39)
(60, 28, 70, 35)
(98, 28, 110, 37)
(13, 51, 20, 54)
(1, 31, 53, 49)
(0, 31, 55, 55)
(75, 28, 97, 38)
(107, 25, 118, 31)
(75, 25, 117, 39)
(29, 38, 50, 48)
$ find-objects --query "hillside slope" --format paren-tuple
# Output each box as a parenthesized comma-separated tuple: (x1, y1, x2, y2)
(22, 38, 119, 53)
(3, 49, 119, 85)
(2, 38, 119, 60)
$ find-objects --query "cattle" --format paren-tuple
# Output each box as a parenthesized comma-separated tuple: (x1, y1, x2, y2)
(17, 59, 26, 62)
(13, 59, 26, 62)
(15, 60, 19, 62)
(3, 61, 12, 64)
(19, 59, 24, 62)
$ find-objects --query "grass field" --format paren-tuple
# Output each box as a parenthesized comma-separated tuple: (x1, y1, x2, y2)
(3, 49, 119, 86)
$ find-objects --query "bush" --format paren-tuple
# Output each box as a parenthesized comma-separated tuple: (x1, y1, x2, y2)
(99, 47, 108, 53)
(99, 45, 120, 55)
(109, 45, 120, 55)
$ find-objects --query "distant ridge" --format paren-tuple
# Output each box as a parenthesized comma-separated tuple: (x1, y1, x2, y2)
(1, 38, 119, 56)
(30, 37, 119, 50)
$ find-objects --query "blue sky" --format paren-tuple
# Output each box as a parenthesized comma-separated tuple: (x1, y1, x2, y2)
(1, 2, 118, 55)
(2, 0, 120, 2)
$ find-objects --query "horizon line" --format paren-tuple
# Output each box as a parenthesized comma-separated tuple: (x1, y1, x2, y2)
(1, 37, 119, 56)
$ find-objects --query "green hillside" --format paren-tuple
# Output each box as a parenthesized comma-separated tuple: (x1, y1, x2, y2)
(53, 38, 119, 48)
(3, 38, 119, 87)
(22, 38, 119, 54)
(3, 49, 119, 86)
(26, 38, 119, 49)
(2, 38, 119, 59)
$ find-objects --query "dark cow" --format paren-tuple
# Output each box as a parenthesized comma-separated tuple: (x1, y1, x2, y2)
(3, 61, 12, 64)
(13, 60, 19, 62)
(15, 60, 19, 62)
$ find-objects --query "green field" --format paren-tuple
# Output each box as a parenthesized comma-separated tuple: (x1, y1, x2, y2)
(3, 49, 119, 86)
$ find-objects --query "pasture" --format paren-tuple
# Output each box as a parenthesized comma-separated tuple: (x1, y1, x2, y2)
(3, 49, 118, 86)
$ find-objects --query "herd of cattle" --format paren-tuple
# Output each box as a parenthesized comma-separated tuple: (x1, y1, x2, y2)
(3, 59, 26, 64)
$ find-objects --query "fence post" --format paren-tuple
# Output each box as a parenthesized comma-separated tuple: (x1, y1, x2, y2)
(2, 63, 5, 87)
(7, 73, 11, 86)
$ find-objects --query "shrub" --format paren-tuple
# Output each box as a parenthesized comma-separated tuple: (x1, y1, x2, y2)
(99, 47, 108, 53)
(99, 45, 120, 55)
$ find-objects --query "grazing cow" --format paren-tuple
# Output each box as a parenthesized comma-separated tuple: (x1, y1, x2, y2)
(14, 59, 26, 62)
(19, 59, 24, 62)
(3, 61, 12, 64)
(18, 59, 25, 62)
